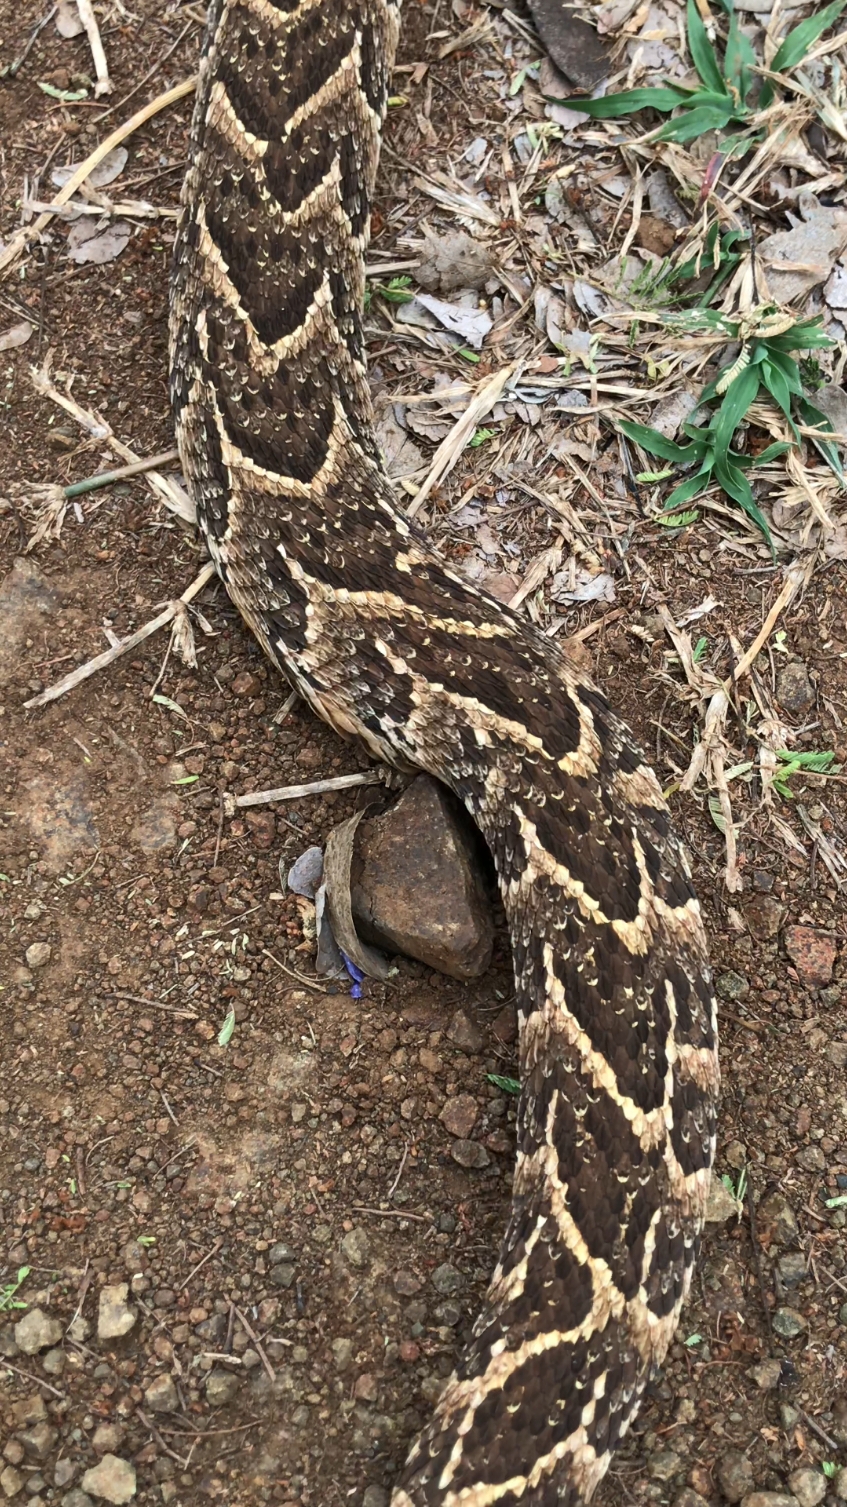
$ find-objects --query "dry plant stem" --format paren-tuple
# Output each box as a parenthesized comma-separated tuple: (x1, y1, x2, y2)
(24, 562, 216, 710)
(0, 78, 196, 280)
(64, 449, 181, 498)
(75, 0, 111, 95)
(229, 770, 385, 809)
(407, 363, 516, 517)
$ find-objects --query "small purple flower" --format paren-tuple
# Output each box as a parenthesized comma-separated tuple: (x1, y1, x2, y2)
(340, 950, 365, 999)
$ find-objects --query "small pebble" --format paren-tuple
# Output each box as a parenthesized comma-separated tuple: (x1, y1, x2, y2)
(80, 1456, 136, 1505)
(431, 1264, 463, 1295)
(25, 942, 51, 969)
(748, 1359, 782, 1390)
(716, 1451, 755, 1503)
(341, 1228, 370, 1269)
(772, 1306, 806, 1338)
(13, 1310, 62, 1356)
(450, 1138, 490, 1169)
(787, 1469, 827, 1507)
(97, 1285, 136, 1341)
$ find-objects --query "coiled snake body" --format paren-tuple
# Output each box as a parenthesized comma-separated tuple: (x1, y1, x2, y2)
(169, 1, 720, 1500)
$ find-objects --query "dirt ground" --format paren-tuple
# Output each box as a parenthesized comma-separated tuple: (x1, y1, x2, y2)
(2, 2, 847, 1507)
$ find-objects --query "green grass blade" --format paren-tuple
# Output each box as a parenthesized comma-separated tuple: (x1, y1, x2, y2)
(795, 394, 846, 484)
(618, 420, 703, 463)
(724, 9, 756, 99)
(765, 319, 833, 353)
(657, 101, 740, 141)
(663, 467, 714, 509)
(713, 362, 760, 461)
(753, 440, 792, 464)
(771, 0, 847, 73)
(764, 345, 803, 395)
(549, 85, 694, 116)
(714, 454, 774, 549)
(686, 0, 728, 92)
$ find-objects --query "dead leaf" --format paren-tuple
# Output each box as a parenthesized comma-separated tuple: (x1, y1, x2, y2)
(648, 388, 701, 438)
(0, 320, 34, 353)
(323, 809, 391, 980)
(55, 0, 85, 36)
(414, 293, 493, 349)
(758, 192, 847, 302)
(374, 405, 424, 479)
(52, 146, 128, 191)
(551, 569, 616, 605)
(66, 217, 132, 265)
(415, 227, 492, 292)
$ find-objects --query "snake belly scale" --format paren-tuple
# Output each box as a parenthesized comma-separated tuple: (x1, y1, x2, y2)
(168, 0, 720, 1500)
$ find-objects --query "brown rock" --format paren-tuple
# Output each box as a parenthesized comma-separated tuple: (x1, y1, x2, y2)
(784, 925, 837, 987)
(491, 1004, 518, 1045)
(451, 1139, 490, 1169)
(743, 894, 784, 942)
(439, 1094, 479, 1139)
(775, 660, 815, 715)
(446, 1010, 483, 1055)
(350, 777, 493, 980)
(232, 671, 259, 696)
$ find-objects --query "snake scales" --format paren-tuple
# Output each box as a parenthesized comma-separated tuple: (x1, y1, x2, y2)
(168, 0, 720, 1499)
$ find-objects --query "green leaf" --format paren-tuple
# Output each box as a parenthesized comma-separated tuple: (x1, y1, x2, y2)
(686, 0, 728, 93)
(38, 81, 88, 101)
(714, 453, 773, 549)
(795, 394, 846, 483)
(657, 506, 700, 526)
(765, 318, 833, 353)
(487, 1073, 521, 1095)
(657, 102, 740, 141)
(771, 0, 847, 73)
(618, 419, 703, 463)
(663, 467, 714, 509)
(760, 357, 795, 427)
(553, 85, 697, 117)
(753, 440, 792, 464)
(713, 362, 759, 459)
(218, 1004, 236, 1047)
(724, 9, 756, 100)
(764, 345, 803, 395)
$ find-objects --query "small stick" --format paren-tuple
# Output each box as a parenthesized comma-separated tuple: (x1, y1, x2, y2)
(177, 1238, 222, 1292)
(105, 991, 198, 1019)
(76, 0, 111, 95)
(229, 771, 384, 810)
(351, 1206, 430, 1222)
(24, 561, 215, 709)
(261, 949, 328, 993)
(387, 1144, 409, 1200)
(154, 1138, 197, 1177)
(0, 77, 196, 280)
(232, 1306, 275, 1383)
(796, 1407, 840, 1455)
(136, 1410, 188, 1470)
(0, 1361, 65, 1400)
(63, 449, 180, 499)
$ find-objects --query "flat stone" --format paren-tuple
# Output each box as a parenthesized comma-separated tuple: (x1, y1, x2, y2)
(206, 1370, 239, 1406)
(647, 1452, 682, 1482)
(80, 1456, 136, 1505)
(61, 1493, 93, 1507)
(340, 1228, 370, 1270)
(758, 1192, 799, 1248)
(772, 1306, 806, 1338)
(796, 1145, 826, 1173)
(440, 1095, 478, 1139)
(787, 1470, 827, 1507)
(11, 1396, 47, 1427)
(143, 1374, 177, 1413)
(525, 0, 610, 87)
(0, 1467, 23, 1499)
(97, 1285, 136, 1341)
(748, 1358, 783, 1389)
(716, 1451, 755, 1503)
(25, 942, 51, 969)
(14, 1310, 62, 1355)
(743, 895, 784, 941)
(784, 925, 837, 987)
(332, 1338, 353, 1372)
(431, 1263, 463, 1295)
(91, 1427, 123, 1456)
(450, 1139, 490, 1169)
(350, 776, 494, 981)
(705, 1178, 739, 1224)
(776, 661, 815, 715)
(18, 1424, 57, 1460)
(716, 970, 750, 1001)
(54, 1462, 76, 1488)
(740, 1496, 796, 1507)
(446, 1010, 484, 1054)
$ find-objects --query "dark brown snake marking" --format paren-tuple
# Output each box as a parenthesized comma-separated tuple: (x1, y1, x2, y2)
(169, 1, 720, 1499)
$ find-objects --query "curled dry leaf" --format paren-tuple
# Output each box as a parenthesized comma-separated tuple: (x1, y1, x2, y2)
(323, 808, 391, 980)
(0, 320, 34, 353)
(286, 845, 324, 900)
(415, 227, 493, 293)
(415, 293, 493, 349)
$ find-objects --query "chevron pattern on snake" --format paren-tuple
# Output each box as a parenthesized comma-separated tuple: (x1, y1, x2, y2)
(168, 0, 720, 1500)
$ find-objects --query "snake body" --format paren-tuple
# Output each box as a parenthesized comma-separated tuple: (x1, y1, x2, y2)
(169, 1, 720, 1500)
